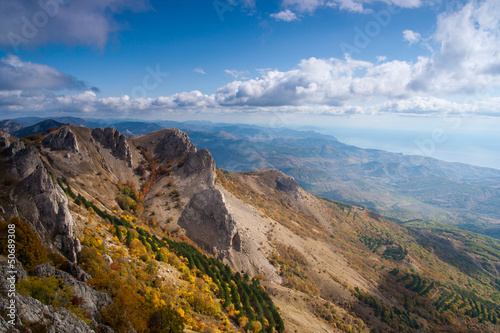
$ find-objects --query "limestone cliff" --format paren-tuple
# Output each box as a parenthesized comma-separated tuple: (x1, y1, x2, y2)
(8, 145, 81, 262)
(178, 188, 241, 261)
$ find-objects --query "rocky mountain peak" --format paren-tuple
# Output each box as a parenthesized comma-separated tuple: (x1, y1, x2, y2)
(42, 126, 79, 153)
(91, 127, 132, 165)
(154, 128, 197, 163)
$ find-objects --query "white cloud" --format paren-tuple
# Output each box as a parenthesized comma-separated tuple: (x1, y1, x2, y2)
(224, 69, 249, 79)
(271, 9, 299, 22)
(403, 29, 421, 45)
(0, 0, 151, 50)
(282, 0, 423, 14)
(193, 68, 206, 75)
(0, 55, 94, 91)
(2, 0, 500, 119)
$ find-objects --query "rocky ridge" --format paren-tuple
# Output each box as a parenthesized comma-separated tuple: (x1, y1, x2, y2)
(7, 143, 81, 262)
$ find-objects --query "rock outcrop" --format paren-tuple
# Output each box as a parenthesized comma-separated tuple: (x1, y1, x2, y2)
(91, 128, 132, 165)
(10, 145, 41, 178)
(154, 128, 197, 163)
(0, 257, 94, 333)
(0, 129, 12, 149)
(276, 175, 300, 194)
(5, 140, 25, 157)
(42, 126, 79, 153)
(15, 165, 81, 262)
(8, 144, 81, 262)
(33, 263, 112, 322)
(178, 188, 241, 260)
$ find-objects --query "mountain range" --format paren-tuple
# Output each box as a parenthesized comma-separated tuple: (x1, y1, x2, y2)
(4, 117, 500, 239)
(0, 122, 499, 332)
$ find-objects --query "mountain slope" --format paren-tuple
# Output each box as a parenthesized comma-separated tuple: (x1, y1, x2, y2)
(1, 124, 499, 332)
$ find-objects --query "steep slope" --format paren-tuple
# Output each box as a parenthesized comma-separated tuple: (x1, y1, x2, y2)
(215, 169, 500, 332)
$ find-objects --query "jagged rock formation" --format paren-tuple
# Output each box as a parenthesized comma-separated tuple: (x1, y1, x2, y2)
(42, 126, 80, 153)
(5, 140, 24, 157)
(154, 128, 197, 163)
(0, 257, 94, 333)
(33, 263, 112, 322)
(91, 128, 132, 165)
(178, 188, 241, 260)
(0, 129, 12, 148)
(10, 145, 41, 178)
(8, 145, 81, 262)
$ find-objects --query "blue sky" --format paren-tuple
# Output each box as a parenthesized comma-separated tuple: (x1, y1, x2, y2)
(1, 0, 500, 136)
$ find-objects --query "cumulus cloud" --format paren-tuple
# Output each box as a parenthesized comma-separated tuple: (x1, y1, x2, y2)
(0, 0, 151, 51)
(0, 54, 95, 91)
(271, 9, 299, 22)
(2, 0, 500, 118)
(403, 29, 421, 45)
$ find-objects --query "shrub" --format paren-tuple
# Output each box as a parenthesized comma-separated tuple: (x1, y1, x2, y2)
(0, 217, 48, 271)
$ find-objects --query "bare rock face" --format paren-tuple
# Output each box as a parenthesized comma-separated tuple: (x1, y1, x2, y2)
(178, 188, 241, 260)
(0, 129, 12, 149)
(16, 166, 81, 262)
(10, 145, 41, 178)
(154, 128, 197, 163)
(33, 263, 112, 322)
(9, 146, 81, 262)
(42, 126, 79, 153)
(5, 140, 25, 157)
(276, 175, 300, 194)
(91, 127, 132, 165)
(180, 148, 216, 185)
(152, 129, 216, 193)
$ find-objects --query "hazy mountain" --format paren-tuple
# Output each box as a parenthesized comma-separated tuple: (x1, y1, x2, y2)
(0, 119, 23, 133)
(109, 121, 163, 136)
(180, 126, 500, 238)
(5, 117, 499, 237)
(1, 124, 498, 332)
(12, 119, 65, 137)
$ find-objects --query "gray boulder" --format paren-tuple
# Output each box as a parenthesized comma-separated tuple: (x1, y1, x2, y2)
(0, 129, 12, 149)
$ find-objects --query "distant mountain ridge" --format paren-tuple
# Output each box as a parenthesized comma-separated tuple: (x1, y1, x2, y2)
(3, 117, 500, 237)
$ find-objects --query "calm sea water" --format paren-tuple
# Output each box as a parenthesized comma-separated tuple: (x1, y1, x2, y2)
(320, 127, 500, 171)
